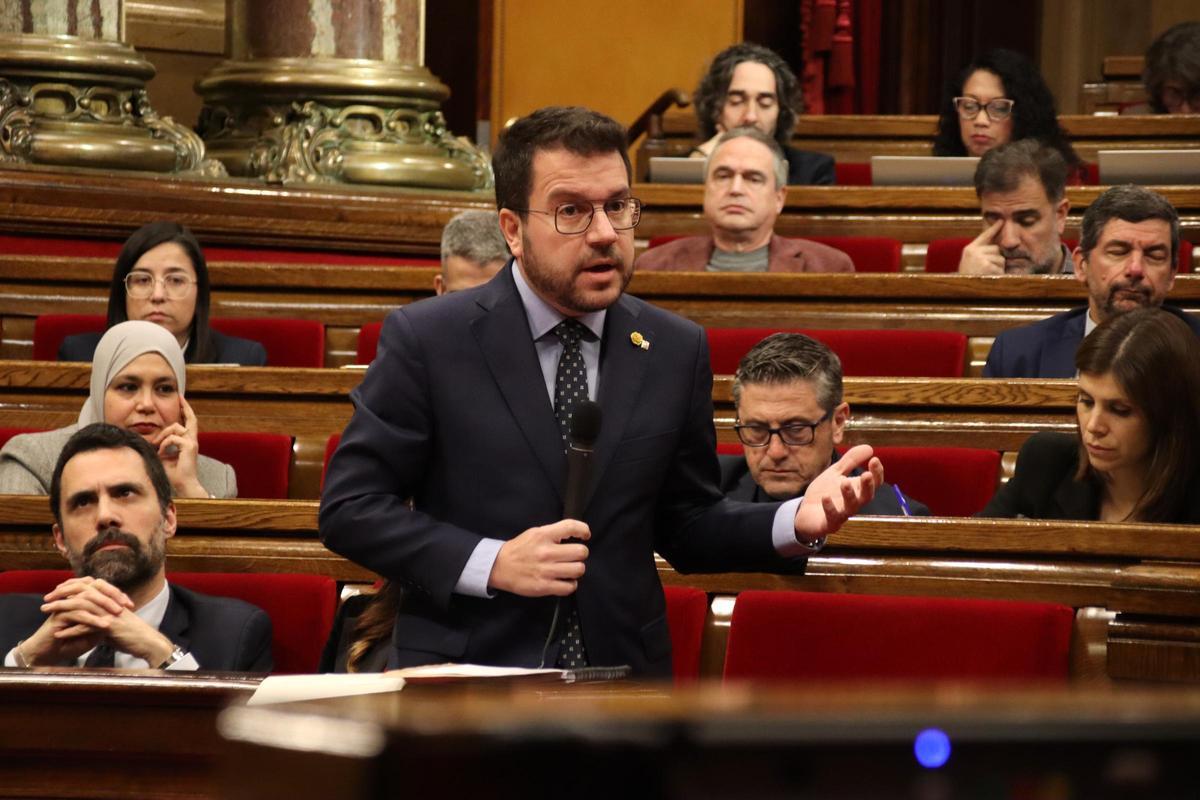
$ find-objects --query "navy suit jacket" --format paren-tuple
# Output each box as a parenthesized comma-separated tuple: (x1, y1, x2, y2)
(785, 146, 835, 186)
(59, 329, 267, 366)
(0, 583, 273, 671)
(320, 264, 789, 677)
(984, 305, 1200, 378)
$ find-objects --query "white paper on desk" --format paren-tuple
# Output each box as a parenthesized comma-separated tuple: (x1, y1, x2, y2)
(388, 663, 563, 681)
(248, 674, 407, 706)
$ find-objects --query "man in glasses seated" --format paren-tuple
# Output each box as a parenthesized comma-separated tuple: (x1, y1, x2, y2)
(958, 140, 1072, 275)
(721, 332, 927, 515)
(635, 127, 852, 274)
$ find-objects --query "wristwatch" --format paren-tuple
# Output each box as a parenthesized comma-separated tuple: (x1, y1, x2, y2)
(156, 645, 188, 669)
(799, 535, 828, 552)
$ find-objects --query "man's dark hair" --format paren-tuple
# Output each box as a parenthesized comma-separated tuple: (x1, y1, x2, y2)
(492, 106, 631, 216)
(973, 139, 1069, 202)
(693, 43, 800, 147)
(1075, 308, 1200, 523)
(1079, 185, 1180, 266)
(733, 333, 843, 412)
(1143, 21, 1200, 113)
(933, 48, 1080, 167)
(50, 424, 172, 527)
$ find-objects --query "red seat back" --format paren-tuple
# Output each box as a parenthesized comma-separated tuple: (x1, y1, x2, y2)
(321, 433, 343, 489)
(663, 585, 707, 684)
(197, 432, 293, 499)
(706, 327, 967, 377)
(0, 570, 337, 674)
(33, 315, 105, 361)
(833, 162, 872, 186)
(356, 322, 384, 365)
(807, 237, 902, 273)
(724, 591, 1073, 682)
(210, 318, 324, 368)
(871, 446, 1000, 517)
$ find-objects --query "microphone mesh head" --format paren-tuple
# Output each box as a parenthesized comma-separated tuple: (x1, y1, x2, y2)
(570, 400, 603, 446)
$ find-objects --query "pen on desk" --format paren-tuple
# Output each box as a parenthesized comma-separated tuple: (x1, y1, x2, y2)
(892, 484, 913, 517)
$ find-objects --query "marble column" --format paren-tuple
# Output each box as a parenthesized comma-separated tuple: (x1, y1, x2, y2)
(197, 0, 489, 190)
(0, 0, 221, 173)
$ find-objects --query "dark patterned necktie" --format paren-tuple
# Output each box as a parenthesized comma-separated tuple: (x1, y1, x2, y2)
(552, 319, 590, 669)
(83, 642, 115, 668)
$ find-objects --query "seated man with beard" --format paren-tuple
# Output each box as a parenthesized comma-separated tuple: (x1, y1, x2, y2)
(1, 424, 272, 671)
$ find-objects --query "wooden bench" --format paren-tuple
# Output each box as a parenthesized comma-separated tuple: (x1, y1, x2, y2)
(3, 496, 1199, 683)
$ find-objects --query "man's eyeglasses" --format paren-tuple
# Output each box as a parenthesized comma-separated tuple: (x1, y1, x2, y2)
(513, 198, 643, 235)
(124, 272, 197, 299)
(734, 410, 832, 447)
(953, 97, 1015, 122)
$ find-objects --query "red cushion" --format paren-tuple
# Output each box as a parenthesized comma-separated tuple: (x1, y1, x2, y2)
(806, 236, 901, 273)
(664, 585, 707, 684)
(833, 162, 872, 186)
(707, 328, 966, 377)
(210, 317, 324, 368)
(33, 314, 105, 361)
(0, 570, 337, 674)
(356, 322, 384, 365)
(321, 433, 343, 489)
(197, 432, 293, 500)
(872, 446, 1000, 517)
(724, 591, 1073, 682)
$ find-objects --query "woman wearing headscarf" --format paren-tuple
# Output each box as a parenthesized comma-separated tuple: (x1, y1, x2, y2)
(0, 321, 236, 498)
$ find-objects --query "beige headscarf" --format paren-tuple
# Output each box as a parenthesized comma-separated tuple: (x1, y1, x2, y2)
(78, 320, 187, 426)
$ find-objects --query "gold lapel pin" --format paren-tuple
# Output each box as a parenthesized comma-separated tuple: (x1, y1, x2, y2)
(630, 331, 650, 351)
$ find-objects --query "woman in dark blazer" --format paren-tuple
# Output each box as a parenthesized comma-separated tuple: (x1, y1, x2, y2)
(981, 308, 1200, 523)
(58, 222, 267, 366)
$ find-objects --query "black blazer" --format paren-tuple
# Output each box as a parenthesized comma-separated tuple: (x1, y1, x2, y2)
(0, 582, 273, 671)
(979, 432, 1200, 522)
(786, 146, 836, 186)
(719, 453, 931, 516)
(59, 329, 267, 366)
(320, 263, 791, 677)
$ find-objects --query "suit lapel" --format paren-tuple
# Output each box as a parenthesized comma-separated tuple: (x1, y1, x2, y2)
(471, 266, 566, 500)
(587, 295, 652, 512)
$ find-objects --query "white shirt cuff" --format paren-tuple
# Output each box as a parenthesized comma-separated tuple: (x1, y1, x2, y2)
(454, 538, 504, 598)
(165, 652, 200, 671)
(771, 497, 824, 557)
(3, 647, 17, 667)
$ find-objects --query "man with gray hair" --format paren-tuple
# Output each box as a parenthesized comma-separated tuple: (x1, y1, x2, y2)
(722, 332, 928, 515)
(985, 184, 1199, 378)
(958, 139, 1072, 275)
(435, 210, 510, 295)
(635, 127, 852, 273)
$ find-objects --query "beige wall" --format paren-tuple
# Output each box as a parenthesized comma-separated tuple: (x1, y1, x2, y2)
(490, 0, 743, 145)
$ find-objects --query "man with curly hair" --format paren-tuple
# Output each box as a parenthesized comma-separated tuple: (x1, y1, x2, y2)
(690, 43, 834, 186)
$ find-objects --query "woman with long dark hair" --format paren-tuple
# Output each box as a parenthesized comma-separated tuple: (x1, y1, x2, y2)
(58, 222, 266, 365)
(981, 308, 1200, 523)
(933, 49, 1080, 170)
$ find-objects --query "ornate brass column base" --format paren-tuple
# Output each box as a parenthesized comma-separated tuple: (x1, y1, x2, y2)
(197, 59, 491, 191)
(0, 34, 224, 176)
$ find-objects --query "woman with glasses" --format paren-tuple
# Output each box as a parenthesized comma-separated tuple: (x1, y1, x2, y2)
(979, 308, 1200, 523)
(58, 222, 267, 366)
(933, 49, 1080, 171)
(0, 320, 236, 498)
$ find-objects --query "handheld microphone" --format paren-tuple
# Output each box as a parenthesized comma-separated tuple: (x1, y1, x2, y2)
(563, 401, 601, 520)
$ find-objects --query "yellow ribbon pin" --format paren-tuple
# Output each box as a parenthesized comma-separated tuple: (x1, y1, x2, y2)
(630, 332, 650, 351)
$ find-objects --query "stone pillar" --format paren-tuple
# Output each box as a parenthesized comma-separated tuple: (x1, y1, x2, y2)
(197, 0, 489, 190)
(0, 0, 221, 174)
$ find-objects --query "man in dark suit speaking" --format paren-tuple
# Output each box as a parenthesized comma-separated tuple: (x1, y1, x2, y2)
(1, 424, 272, 671)
(319, 106, 882, 677)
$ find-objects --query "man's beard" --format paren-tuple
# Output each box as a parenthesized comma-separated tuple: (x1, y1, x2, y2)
(1103, 280, 1155, 316)
(1003, 245, 1060, 275)
(66, 525, 166, 591)
(519, 233, 632, 315)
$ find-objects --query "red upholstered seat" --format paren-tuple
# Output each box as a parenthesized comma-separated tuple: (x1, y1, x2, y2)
(706, 328, 967, 377)
(356, 322, 384, 365)
(321, 432, 342, 489)
(663, 585, 707, 684)
(33, 314, 105, 360)
(0, 570, 337, 674)
(197, 432, 293, 500)
(833, 162, 872, 186)
(723, 591, 1073, 682)
(210, 318, 324, 368)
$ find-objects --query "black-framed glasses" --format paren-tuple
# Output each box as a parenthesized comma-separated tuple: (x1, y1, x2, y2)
(734, 409, 832, 447)
(513, 197, 642, 235)
(124, 271, 197, 299)
(953, 96, 1015, 121)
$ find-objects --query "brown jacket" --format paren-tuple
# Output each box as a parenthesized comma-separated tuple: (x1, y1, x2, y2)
(634, 234, 854, 273)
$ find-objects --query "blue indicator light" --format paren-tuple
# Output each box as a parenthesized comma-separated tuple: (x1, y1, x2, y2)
(914, 728, 951, 769)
